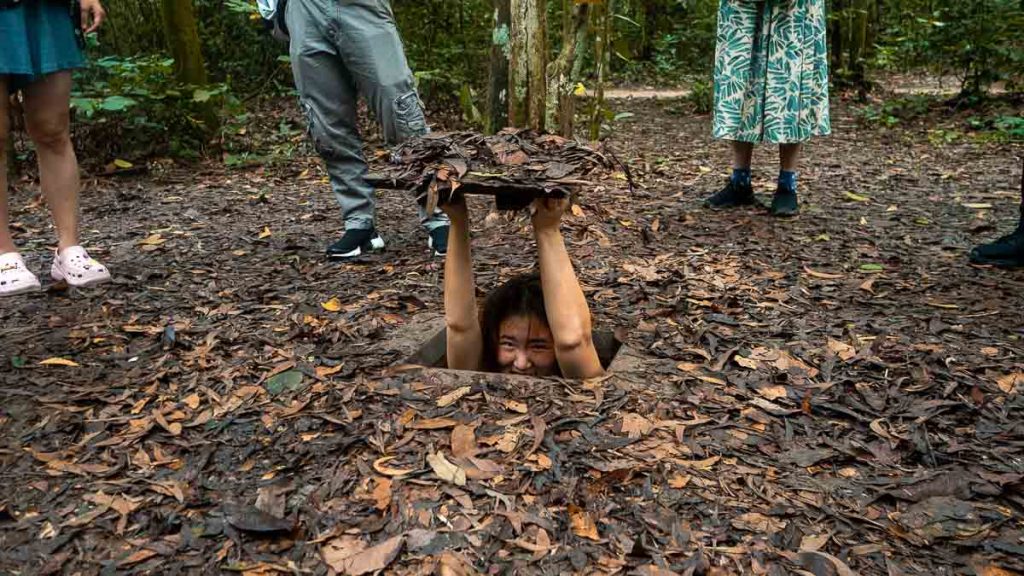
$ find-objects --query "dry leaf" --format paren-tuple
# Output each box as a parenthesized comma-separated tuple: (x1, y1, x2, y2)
(676, 456, 720, 470)
(620, 413, 654, 438)
(632, 567, 681, 576)
(438, 551, 477, 576)
(119, 550, 158, 567)
(372, 457, 417, 477)
(827, 339, 857, 361)
(138, 233, 166, 246)
(758, 386, 788, 401)
(371, 477, 392, 511)
(668, 474, 691, 489)
(437, 386, 472, 408)
(495, 429, 521, 453)
(732, 512, 788, 532)
(502, 399, 528, 414)
(970, 563, 1019, 576)
(39, 357, 79, 367)
(182, 393, 201, 410)
(509, 528, 555, 556)
(451, 424, 478, 458)
(153, 411, 182, 436)
(569, 504, 600, 541)
(409, 417, 460, 430)
(321, 536, 368, 568)
(255, 483, 291, 519)
(427, 451, 466, 486)
(735, 355, 759, 369)
(996, 373, 1024, 394)
(676, 362, 702, 373)
(223, 503, 293, 533)
(803, 267, 844, 280)
(322, 535, 405, 575)
(84, 491, 141, 517)
(790, 551, 856, 576)
(799, 533, 830, 552)
(316, 363, 345, 378)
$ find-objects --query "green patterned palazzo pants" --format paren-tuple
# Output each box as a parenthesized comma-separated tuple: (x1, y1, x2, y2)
(712, 0, 832, 144)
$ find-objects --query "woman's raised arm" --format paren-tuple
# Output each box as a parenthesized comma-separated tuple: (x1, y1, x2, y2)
(532, 198, 604, 379)
(442, 197, 483, 370)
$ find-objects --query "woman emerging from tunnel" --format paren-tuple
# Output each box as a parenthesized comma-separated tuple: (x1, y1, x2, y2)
(441, 196, 604, 379)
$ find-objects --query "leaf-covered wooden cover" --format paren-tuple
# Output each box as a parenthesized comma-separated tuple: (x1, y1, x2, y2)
(367, 128, 624, 212)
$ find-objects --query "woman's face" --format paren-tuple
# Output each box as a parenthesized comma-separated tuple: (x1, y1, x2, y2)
(496, 314, 558, 376)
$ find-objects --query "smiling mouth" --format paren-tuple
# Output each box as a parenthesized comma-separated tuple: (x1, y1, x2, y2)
(505, 367, 536, 376)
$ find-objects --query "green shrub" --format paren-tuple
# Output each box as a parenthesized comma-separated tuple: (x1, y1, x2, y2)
(72, 52, 233, 157)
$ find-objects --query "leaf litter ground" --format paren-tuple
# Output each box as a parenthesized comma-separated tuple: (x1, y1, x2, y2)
(1, 94, 1024, 575)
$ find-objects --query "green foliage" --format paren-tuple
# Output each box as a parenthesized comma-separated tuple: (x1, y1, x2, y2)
(872, 0, 1024, 96)
(968, 114, 1024, 142)
(607, 0, 719, 85)
(855, 95, 933, 127)
(72, 54, 233, 157)
(856, 94, 1024, 143)
(393, 0, 493, 107)
(98, 0, 287, 93)
(687, 78, 713, 114)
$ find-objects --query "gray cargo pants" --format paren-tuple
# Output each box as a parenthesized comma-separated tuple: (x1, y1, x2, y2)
(285, 0, 448, 232)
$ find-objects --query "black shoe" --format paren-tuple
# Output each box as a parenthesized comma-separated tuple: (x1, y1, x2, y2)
(770, 186, 799, 217)
(704, 180, 756, 209)
(326, 228, 385, 260)
(970, 226, 1024, 267)
(428, 225, 449, 257)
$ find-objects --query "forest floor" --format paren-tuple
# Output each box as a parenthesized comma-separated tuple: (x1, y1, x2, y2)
(2, 89, 1024, 576)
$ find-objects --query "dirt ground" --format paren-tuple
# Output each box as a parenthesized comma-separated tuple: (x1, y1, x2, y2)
(1, 93, 1023, 575)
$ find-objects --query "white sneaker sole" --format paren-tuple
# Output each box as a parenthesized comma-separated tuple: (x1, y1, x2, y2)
(427, 237, 446, 257)
(328, 236, 386, 260)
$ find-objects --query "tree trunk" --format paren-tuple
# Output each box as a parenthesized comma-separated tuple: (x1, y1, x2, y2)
(486, 0, 511, 134)
(849, 0, 870, 93)
(509, 0, 528, 128)
(526, 0, 547, 131)
(546, 0, 590, 136)
(589, 0, 611, 141)
(160, 0, 219, 136)
(509, 0, 547, 131)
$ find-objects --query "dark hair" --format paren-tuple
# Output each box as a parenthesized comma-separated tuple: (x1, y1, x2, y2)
(480, 273, 548, 372)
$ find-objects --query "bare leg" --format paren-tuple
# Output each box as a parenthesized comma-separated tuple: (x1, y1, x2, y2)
(780, 143, 801, 172)
(22, 72, 79, 251)
(0, 77, 14, 255)
(731, 140, 754, 170)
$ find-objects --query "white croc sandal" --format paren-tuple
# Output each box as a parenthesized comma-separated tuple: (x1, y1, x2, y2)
(51, 246, 111, 288)
(0, 252, 42, 296)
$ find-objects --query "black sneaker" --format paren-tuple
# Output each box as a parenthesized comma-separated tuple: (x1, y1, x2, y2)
(970, 226, 1024, 267)
(428, 225, 449, 257)
(326, 228, 385, 260)
(770, 186, 799, 217)
(704, 180, 756, 209)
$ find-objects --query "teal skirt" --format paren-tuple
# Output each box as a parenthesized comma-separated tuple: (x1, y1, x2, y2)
(0, 0, 84, 91)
